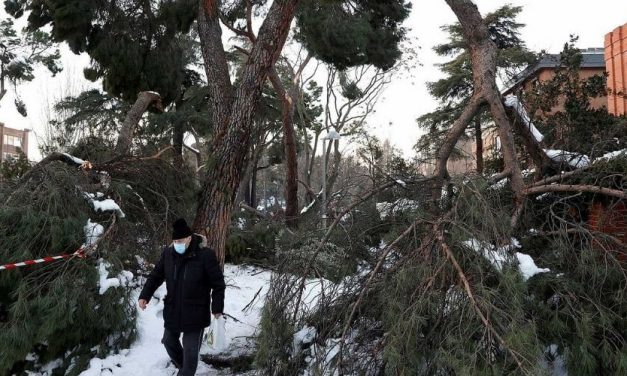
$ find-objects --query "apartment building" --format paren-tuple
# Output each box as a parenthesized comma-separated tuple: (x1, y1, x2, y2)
(0, 122, 30, 160)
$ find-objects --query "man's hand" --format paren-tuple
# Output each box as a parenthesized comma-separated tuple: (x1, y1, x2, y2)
(213, 313, 222, 319)
(138, 299, 148, 311)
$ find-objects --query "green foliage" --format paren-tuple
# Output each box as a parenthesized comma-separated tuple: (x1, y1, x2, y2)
(296, 80, 324, 133)
(0, 17, 61, 115)
(9, 0, 197, 105)
(258, 166, 626, 374)
(524, 37, 627, 158)
(296, 0, 411, 70)
(0, 148, 196, 373)
(0, 148, 31, 180)
(0, 163, 136, 375)
(44, 82, 212, 157)
(254, 272, 302, 375)
(225, 215, 279, 265)
(276, 239, 353, 283)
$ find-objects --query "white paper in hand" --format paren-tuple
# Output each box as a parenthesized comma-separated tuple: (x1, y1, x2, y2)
(206, 316, 227, 352)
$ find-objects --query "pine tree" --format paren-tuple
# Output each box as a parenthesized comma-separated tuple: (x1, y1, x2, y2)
(0, 148, 30, 179)
(416, 5, 534, 174)
(0, 17, 61, 115)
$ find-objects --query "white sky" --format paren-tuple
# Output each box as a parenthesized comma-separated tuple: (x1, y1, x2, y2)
(1, 0, 626, 161)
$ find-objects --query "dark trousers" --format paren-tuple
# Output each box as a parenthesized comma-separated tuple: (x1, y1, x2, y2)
(162, 327, 203, 376)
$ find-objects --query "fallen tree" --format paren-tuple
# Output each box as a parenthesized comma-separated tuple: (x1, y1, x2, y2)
(0, 142, 195, 374)
(255, 1, 627, 375)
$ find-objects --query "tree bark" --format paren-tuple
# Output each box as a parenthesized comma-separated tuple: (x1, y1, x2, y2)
(172, 122, 185, 168)
(306, 133, 320, 202)
(442, 0, 525, 202)
(197, 0, 234, 142)
(474, 115, 483, 174)
(114, 91, 162, 156)
(268, 54, 311, 228)
(269, 68, 299, 228)
(193, 0, 300, 266)
(431, 92, 484, 204)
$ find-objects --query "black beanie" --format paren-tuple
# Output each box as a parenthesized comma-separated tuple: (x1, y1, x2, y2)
(172, 218, 193, 240)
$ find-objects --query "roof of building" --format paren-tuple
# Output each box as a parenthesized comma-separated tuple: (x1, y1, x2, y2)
(502, 48, 605, 94)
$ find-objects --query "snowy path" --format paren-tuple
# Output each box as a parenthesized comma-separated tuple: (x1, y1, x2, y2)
(79, 265, 272, 376)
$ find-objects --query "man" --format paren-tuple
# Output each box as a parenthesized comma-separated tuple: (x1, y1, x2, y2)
(138, 218, 226, 376)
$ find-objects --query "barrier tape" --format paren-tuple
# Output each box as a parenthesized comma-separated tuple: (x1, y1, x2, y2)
(0, 248, 86, 271)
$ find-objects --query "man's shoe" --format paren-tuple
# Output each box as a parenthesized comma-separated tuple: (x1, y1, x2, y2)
(166, 359, 182, 369)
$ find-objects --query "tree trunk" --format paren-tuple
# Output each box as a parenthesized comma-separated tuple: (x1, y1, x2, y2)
(474, 115, 483, 174)
(114, 91, 162, 156)
(236, 149, 254, 205)
(0, 77, 6, 103)
(197, 0, 234, 141)
(172, 122, 185, 168)
(172, 95, 186, 167)
(282, 92, 299, 227)
(442, 0, 525, 202)
(431, 92, 484, 204)
(269, 68, 300, 228)
(193, 0, 300, 267)
(306, 133, 320, 202)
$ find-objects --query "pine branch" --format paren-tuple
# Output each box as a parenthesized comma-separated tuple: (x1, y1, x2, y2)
(435, 222, 527, 370)
(523, 184, 626, 200)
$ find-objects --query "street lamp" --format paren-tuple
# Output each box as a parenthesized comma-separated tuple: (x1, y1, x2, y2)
(321, 128, 341, 229)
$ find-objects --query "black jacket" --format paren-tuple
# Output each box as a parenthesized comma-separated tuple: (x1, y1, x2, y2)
(139, 234, 226, 332)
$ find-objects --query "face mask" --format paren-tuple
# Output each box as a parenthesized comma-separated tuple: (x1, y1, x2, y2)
(173, 243, 186, 254)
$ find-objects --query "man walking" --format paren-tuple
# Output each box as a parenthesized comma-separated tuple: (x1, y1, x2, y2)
(138, 218, 226, 376)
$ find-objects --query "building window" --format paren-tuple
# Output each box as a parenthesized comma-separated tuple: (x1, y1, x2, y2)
(3, 135, 22, 147)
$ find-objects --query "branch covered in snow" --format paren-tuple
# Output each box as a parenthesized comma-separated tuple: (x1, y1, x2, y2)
(543, 149, 590, 168)
(83, 192, 126, 218)
(504, 94, 544, 142)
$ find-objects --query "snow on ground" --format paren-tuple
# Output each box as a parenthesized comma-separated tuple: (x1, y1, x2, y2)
(78, 264, 273, 376)
(24, 263, 329, 376)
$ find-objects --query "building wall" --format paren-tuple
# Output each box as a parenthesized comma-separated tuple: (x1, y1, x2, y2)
(0, 122, 30, 160)
(605, 23, 627, 116)
(521, 67, 608, 114)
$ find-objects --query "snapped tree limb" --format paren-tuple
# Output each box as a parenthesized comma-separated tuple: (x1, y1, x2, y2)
(114, 91, 163, 156)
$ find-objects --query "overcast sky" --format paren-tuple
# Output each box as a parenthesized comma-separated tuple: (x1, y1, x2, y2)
(1, 0, 626, 160)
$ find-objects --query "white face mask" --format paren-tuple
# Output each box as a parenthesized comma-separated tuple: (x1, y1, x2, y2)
(173, 243, 186, 254)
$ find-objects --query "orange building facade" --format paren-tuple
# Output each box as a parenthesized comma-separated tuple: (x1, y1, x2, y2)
(503, 48, 607, 113)
(605, 22, 627, 116)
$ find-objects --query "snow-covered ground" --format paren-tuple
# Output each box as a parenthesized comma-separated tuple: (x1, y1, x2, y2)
(23, 253, 567, 375)
(78, 265, 272, 376)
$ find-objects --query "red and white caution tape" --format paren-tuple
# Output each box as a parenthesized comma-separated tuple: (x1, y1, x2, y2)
(0, 248, 86, 271)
